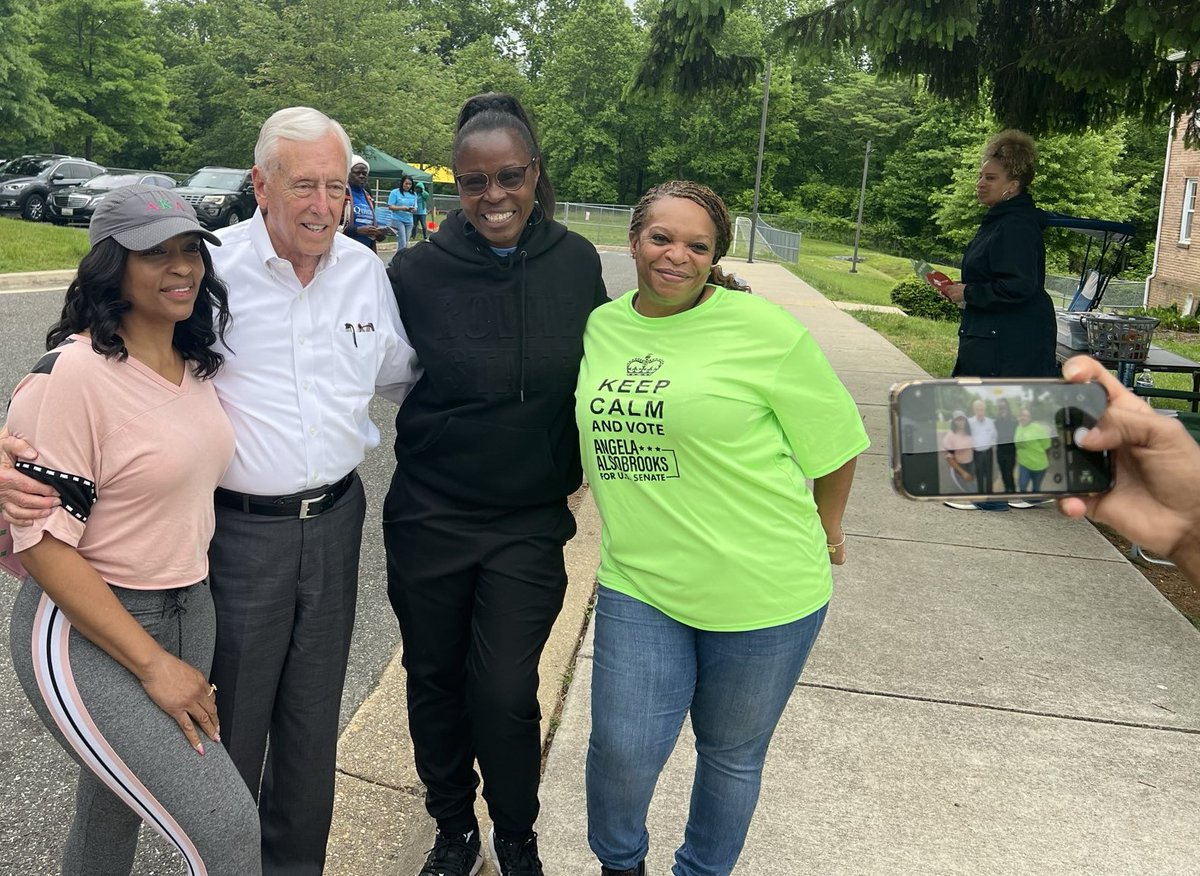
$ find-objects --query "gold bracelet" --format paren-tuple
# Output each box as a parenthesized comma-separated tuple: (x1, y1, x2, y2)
(827, 533, 846, 554)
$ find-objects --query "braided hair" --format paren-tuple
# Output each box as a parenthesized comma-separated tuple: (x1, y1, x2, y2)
(453, 92, 555, 218)
(629, 180, 751, 293)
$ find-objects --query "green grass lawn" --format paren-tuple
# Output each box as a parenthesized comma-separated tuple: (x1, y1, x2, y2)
(848, 311, 960, 376)
(787, 238, 959, 308)
(0, 216, 89, 272)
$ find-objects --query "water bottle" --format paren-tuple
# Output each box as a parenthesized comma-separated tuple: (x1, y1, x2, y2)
(1135, 369, 1154, 390)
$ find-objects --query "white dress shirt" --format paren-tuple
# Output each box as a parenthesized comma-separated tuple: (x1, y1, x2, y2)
(969, 415, 998, 452)
(211, 211, 420, 494)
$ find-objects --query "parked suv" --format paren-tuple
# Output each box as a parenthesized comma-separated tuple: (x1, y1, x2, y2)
(0, 155, 106, 221)
(174, 167, 256, 228)
(47, 171, 177, 226)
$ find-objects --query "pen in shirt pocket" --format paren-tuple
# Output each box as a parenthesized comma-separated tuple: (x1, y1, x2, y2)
(343, 323, 358, 347)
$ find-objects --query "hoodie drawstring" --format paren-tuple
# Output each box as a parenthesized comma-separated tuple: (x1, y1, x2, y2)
(518, 250, 528, 403)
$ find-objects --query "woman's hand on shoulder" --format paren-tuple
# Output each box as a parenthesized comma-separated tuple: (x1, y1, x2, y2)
(139, 652, 220, 754)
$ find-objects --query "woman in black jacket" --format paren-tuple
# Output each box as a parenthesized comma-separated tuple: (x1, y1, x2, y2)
(384, 93, 608, 876)
(943, 130, 1056, 379)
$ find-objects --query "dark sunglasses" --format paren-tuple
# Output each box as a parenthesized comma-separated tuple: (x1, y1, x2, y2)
(455, 159, 537, 197)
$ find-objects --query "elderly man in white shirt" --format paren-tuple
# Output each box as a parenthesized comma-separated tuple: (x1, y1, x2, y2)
(967, 398, 999, 493)
(945, 398, 1009, 511)
(0, 107, 420, 875)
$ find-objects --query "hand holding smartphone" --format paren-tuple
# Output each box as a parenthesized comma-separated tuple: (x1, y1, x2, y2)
(889, 378, 1113, 502)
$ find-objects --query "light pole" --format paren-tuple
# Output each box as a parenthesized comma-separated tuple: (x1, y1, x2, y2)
(747, 60, 771, 264)
(849, 139, 872, 273)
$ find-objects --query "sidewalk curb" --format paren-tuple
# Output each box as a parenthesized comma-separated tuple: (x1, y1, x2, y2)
(0, 270, 75, 293)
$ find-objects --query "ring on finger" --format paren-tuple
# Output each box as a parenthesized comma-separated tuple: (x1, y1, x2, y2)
(208, 683, 217, 698)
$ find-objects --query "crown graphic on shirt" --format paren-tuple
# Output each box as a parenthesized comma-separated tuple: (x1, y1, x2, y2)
(626, 354, 664, 376)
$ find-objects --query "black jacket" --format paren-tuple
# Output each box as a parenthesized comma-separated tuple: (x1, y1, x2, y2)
(386, 209, 609, 509)
(953, 193, 1057, 377)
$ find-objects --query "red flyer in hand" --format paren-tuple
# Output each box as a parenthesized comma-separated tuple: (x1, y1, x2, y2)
(925, 270, 952, 293)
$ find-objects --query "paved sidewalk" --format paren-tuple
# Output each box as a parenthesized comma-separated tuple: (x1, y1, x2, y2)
(534, 261, 1200, 874)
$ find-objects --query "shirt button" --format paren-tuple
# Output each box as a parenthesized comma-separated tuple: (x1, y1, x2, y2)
(303, 381, 311, 390)
(309, 426, 318, 435)
(299, 336, 306, 345)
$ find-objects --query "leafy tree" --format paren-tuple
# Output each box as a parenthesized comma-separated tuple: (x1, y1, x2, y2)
(530, 0, 642, 202)
(151, 0, 264, 170)
(411, 0, 518, 62)
(634, 0, 1200, 143)
(34, 0, 182, 162)
(0, 0, 52, 153)
(867, 100, 989, 259)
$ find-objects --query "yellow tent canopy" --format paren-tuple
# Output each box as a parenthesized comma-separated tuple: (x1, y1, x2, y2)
(413, 163, 455, 184)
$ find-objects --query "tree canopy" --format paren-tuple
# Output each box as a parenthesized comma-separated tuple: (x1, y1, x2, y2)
(0, 0, 1174, 277)
(635, 0, 1200, 143)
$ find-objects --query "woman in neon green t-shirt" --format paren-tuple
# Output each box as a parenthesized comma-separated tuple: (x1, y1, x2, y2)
(1015, 406, 1053, 492)
(576, 181, 869, 876)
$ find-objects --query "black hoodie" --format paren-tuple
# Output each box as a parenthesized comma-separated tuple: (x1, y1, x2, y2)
(386, 209, 609, 509)
(954, 192, 1056, 377)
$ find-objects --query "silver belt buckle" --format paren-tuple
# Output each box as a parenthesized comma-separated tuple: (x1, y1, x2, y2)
(298, 493, 328, 519)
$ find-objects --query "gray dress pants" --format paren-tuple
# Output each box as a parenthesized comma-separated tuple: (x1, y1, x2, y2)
(207, 475, 366, 876)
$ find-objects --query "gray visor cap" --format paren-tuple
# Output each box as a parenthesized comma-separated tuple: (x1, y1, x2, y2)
(89, 184, 223, 250)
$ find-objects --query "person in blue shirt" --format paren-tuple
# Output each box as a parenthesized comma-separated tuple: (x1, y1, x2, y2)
(387, 175, 418, 249)
(342, 155, 386, 252)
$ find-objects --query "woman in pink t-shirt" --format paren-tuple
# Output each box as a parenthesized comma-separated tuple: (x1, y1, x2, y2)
(6, 186, 260, 875)
(941, 412, 976, 491)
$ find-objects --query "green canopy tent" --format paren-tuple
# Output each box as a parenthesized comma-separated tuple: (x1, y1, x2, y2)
(359, 146, 433, 185)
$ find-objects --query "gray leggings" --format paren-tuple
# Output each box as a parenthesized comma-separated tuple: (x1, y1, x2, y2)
(10, 577, 261, 876)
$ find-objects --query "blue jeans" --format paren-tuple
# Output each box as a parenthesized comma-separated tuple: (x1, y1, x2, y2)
(393, 220, 411, 249)
(586, 586, 827, 876)
(1018, 465, 1046, 492)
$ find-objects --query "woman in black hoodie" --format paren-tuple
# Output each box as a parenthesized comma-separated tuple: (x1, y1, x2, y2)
(942, 130, 1056, 379)
(384, 93, 608, 876)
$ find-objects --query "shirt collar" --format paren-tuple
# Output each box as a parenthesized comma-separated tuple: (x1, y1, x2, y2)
(247, 208, 340, 284)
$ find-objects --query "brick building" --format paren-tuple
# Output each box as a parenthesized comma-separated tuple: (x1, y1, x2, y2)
(1147, 98, 1200, 310)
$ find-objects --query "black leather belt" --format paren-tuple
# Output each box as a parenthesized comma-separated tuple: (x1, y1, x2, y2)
(214, 472, 356, 519)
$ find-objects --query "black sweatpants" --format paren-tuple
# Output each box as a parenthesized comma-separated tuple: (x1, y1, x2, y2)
(383, 475, 575, 835)
(995, 443, 1017, 493)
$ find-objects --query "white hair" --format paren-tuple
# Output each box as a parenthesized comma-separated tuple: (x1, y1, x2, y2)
(254, 107, 352, 177)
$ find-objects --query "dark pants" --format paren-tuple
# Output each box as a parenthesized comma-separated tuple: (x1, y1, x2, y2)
(995, 443, 1017, 493)
(208, 475, 366, 876)
(383, 477, 574, 835)
(413, 214, 428, 240)
(972, 447, 995, 494)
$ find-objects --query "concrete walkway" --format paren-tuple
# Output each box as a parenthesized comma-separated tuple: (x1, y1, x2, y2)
(531, 261, 1200, 874)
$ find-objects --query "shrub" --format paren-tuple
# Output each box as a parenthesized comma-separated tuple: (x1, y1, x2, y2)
(1129, 304, 1200, 333)
(890, 277, 962, 322)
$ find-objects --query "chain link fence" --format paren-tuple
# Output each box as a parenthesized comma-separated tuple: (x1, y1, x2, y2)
(730, 216, 801, 262)
(1045, 275, 1146, 311)
(423, 195, 805, 264)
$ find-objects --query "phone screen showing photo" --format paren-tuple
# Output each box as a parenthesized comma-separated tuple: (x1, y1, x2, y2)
(893, 380, 1112, 499)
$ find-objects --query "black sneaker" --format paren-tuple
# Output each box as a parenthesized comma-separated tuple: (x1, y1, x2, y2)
(601, 863, 646, 876)
(488, 827, 544, 875)
(419, 827, 483, 876)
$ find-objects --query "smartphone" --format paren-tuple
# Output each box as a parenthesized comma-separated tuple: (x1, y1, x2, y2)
(889, 378, 1113, 501)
